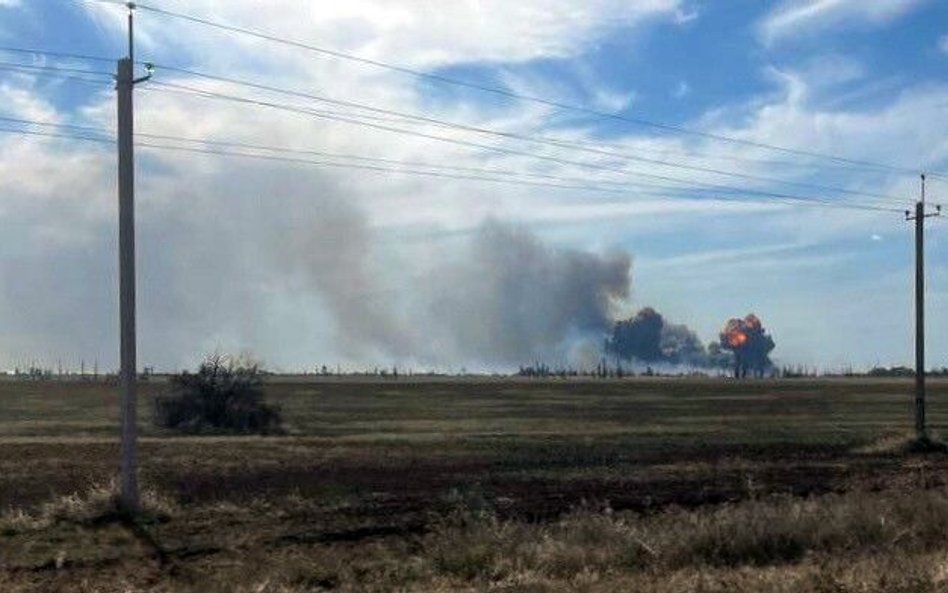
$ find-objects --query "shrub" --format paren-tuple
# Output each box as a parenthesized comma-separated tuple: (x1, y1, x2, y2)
(154, 354, 283, 434)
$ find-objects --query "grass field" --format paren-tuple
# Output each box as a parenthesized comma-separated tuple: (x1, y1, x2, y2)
(3, 376, 948, 592)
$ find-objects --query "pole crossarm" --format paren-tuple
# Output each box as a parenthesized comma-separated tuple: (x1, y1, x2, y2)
(905, 207, 942, 221)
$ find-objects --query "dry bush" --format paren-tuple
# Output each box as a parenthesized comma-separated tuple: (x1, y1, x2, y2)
(153, 354, 283, 435)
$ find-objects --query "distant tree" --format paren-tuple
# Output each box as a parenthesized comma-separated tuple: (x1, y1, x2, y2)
(868, 366, 915, 378)
(153, 354, 283, 435)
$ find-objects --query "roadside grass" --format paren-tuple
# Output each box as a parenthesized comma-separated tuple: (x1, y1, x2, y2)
(6, 479, 948, 591)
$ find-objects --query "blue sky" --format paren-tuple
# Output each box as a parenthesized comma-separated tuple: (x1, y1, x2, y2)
(0, 0, 947, 372)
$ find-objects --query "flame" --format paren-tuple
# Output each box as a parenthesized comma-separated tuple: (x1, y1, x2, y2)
(728, 330, 748, 348)
(722, 317, 751, 349)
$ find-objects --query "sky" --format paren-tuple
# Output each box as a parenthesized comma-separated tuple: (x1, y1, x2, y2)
(0, 0, 947, 373)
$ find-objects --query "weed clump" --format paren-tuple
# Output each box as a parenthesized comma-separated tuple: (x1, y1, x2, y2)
(154, 354, 283, 435)
(0, 480, 177, 532)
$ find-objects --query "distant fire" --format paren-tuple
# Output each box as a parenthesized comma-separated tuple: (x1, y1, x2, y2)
(724, 321, 749, 348)
(720, 314, 775, 378)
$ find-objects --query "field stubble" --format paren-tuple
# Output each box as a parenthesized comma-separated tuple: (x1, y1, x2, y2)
(3, 377, 948, 591)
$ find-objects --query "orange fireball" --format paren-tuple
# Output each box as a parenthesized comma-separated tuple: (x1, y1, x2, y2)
(727, 330, 748, 348)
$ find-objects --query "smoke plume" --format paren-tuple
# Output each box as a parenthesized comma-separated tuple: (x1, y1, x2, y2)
(606, 307, 708, 367)
(426, 219, 632, 365)
(279, 195, 413, 358)
(278, 212, 631, 367)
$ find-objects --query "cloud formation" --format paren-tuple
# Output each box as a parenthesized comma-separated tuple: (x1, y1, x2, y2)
(0, 1, 947, 373)
(758, 0, 928, 44)
(85, 0, 682, 69)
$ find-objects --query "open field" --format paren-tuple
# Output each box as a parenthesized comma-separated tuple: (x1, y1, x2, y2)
(4, 377, 948, 591)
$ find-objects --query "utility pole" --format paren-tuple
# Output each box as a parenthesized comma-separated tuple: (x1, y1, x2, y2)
(906, 174, 941, 441)
(117, 1, 151, 512)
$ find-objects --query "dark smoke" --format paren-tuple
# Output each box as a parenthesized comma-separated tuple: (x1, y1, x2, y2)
(660, 320, 709, 366)
(606, 307, 708, 367)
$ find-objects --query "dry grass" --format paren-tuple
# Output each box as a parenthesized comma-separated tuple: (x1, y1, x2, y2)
(6, 377, 948, 591)
(7, 482, 948, 591)
(0, 479, 176, 535)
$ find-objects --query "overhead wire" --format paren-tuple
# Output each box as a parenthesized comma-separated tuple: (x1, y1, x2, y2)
(128, 1, 930, 177)
(0, 45, 931, 210)
(2, 44, 942, 181)
(0, 113, 908, 214)
(0, 115, 701, 192)
(0, 124, 908, 213)
(0, 60, 112, 77)
(144, 63, 911, 204)
(2, 114, 850, 198)
(0, 125, 734, 198)
(0, 45, 115, 64)
(138, 81, 912, 212)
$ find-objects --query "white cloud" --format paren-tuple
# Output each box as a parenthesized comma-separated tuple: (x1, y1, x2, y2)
(758, 0, 928, 45)
(674, 7, 699, 25)
(591, 89, 637, 113)
(3, 1, 948, 370)
(85, 0, 682, 69)
(0, 0, 21, 6)
(672, 80, 690, 99)
(0, 83, 59, 123)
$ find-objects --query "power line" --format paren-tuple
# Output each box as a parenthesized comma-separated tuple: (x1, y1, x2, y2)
(0, 125, 729, 198)
(542, 136, 934, 177)
(0, 126, 112, 144)
(0, 45, 114, 64)
(0, 60, 112, 77)
(0, 115, 674, 191)
(3, 44, 943, 180)
(142, 81, 469, 131)
(140, 82, 911, 211)
(0, 114, 826, 197)
(129, 2, 929, 176)
(29, 116, 943, 206)
(146, 64, 910, 204)
(0, 64, 114, 88)
(0, 121, 906, 214)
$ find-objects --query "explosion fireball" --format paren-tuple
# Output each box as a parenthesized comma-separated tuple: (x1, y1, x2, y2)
(720, 314, 775, 378)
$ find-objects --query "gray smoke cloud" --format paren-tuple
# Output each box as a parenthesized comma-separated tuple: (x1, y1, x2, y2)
(0, 152, 632, 371)
(280, 213, 632, 368)
(276, 195, 414, 359)
(424, 219, 632, 365)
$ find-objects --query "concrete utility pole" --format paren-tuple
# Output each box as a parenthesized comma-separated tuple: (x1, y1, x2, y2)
(906, 174, 941, 441)
(117, 1, 150, 512)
